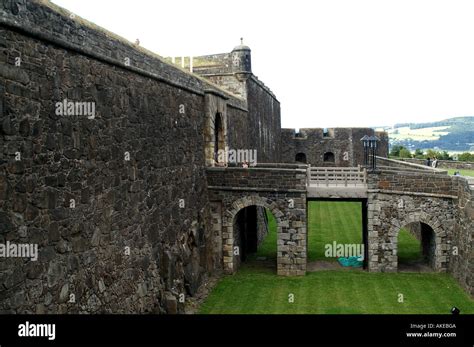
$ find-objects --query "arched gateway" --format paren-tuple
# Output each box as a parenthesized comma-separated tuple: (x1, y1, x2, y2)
(206, 164, 308, 276)
(222, 195, 307, 275)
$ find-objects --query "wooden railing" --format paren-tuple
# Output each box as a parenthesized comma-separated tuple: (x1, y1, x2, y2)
(307, 166, 367, 187)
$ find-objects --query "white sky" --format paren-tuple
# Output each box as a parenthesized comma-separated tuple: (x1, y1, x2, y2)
(52, 0, 474, 129)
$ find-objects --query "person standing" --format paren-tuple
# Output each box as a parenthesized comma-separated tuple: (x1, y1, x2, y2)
(426, 157, 432, 167)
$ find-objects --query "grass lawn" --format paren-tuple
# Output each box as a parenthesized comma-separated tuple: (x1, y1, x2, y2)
(247, 210, 278, 261)
(308, 201, 362, 261)
(447, 168, 474, 177)
(199, 266, 474, 314)
(199, 203, 474, 314)
(398, 229, 422, 264)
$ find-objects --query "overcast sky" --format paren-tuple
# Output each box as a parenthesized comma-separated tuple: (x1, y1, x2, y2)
(52, 0, 474, 129)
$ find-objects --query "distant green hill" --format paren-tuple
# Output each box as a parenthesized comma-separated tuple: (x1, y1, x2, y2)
(383, 117, 474, 152)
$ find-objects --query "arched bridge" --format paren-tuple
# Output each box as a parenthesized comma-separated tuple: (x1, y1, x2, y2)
(206, 160, 473, 296)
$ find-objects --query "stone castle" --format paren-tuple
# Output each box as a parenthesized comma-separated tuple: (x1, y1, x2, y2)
(0, 1, 472, 314)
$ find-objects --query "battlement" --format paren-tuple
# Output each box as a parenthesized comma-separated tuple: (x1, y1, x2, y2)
(281, 128, 389, 167)
(165, 43, 277, 101)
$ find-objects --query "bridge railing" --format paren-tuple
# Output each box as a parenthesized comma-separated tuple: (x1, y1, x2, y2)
(307, 166, 367, 187)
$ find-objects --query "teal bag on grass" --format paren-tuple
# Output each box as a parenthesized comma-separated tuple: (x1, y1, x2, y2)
(338, 256, 363, 267)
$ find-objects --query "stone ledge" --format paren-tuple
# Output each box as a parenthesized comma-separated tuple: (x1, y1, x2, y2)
(367, 189, 458, 199)
(205, 166, 307, 172)
(207, 186, 307, 193)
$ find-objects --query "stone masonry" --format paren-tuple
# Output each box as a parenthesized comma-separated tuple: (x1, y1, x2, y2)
(367, 168, 458, 273)
(0, 0, 281, 313)
(0, 0, 472, 317)
(281, 127, 389, 166)
(206, 165, 307, 276)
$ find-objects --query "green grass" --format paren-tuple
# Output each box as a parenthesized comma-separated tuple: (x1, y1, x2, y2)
(398, 228, 422, 264)
(447, 169, 474, 177)
(199, 266, 474, 314)
(308, 202, 422, 263)
(249, 210, 277, 260)
(199, 203, 474, 314)
(308, 201, 362, 261)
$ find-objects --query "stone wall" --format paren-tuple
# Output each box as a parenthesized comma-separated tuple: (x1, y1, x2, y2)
(256, 206, 269, 247)
(187, 44, 281, 164)
(450, 177, 474, 296)
(376, 131, 389, 160)
(367, 172, 455, 273)
(0, 0, 289, 313)
(403, 158, 474, 170)
(281, 128, 389, 167)
(377, 157, 446, 173)
(364, 168, 473, 296)
(370, 170, 456, 196)
(0, 0, 280, 314)
(206, 166, 307, 276)
(246, 77, 281, 163)
(206, 166, 307, 191)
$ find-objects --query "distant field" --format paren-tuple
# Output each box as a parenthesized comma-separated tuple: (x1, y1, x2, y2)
(388, 126, 450, 141)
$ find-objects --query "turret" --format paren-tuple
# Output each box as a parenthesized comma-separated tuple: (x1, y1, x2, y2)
(231, 38, 251, 74)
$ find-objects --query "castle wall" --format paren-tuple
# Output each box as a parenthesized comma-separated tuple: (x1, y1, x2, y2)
(282, 127, 387, 167)
(205, 75, 247, 99)
(245, 77, 281, 163)
(226, 105, 251, 154)
(194, 69, 281, 164)
(403, 158, 474, 170)
(450, 177, 474, 296)
(0, 0, 253, 314)
(376, 131, 389, 159)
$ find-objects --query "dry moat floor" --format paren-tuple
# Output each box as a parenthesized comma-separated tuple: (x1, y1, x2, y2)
(198, 202, 474, 314)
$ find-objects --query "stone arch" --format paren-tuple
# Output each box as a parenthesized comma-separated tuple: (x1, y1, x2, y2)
(222, 196, 285, 274)
(204, 93, 227, 166)
(213, 113, 225, 165)
(388, 211, 448, 272)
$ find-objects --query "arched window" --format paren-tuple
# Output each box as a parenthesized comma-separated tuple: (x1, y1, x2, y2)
(323, 152, 335, 163)
(295, 153, 307, 163)
(214, 113, 224, 164)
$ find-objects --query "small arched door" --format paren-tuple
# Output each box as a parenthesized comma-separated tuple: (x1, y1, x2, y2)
(323, 152, 335, 163)
(214, 113, 224, 164)
(295, 153, 307, 163)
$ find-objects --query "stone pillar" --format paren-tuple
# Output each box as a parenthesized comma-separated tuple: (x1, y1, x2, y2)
(277, 196, 307, 276)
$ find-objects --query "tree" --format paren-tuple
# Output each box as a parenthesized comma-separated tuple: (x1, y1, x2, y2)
(414, 149, 425, 159)
(458, 152, 474, 162)
(399, 148, 412, 158)
(426, 149, 439, 159)
(439, 151, 452, 160)
(390, 145, 404, 157)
